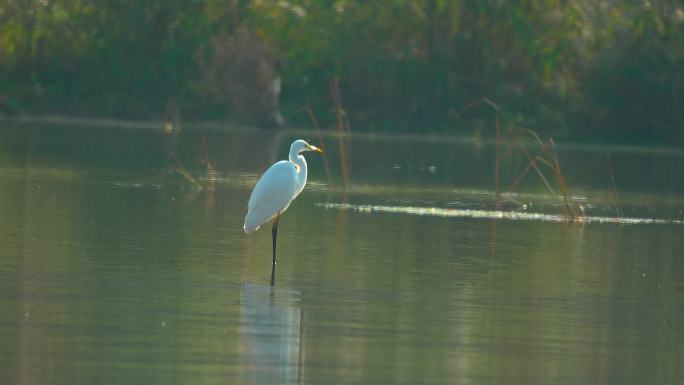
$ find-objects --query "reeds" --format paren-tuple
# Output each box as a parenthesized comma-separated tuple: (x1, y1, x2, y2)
(200, 135, 217, 190)
(304, 76, 352, 189)
(169, 152, 203, 190)
(456, 97, 592, 222)
(512, 130, 584, 221)
(330, 76, 351, 186)
(605, 151, 623, 217)
(167, 134, 217, 192)
(482, 98, 501, 207)
(306, 104, 333, 188)
(455, 97, 502, 203)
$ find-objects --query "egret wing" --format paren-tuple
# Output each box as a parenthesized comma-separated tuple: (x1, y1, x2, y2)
(244, 161, 298, 233)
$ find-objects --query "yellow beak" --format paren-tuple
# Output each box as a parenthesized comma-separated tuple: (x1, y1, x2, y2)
(309, 145, 324, 153)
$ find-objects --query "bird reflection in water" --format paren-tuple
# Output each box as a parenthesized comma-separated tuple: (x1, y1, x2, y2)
(240, 283, 302, 384)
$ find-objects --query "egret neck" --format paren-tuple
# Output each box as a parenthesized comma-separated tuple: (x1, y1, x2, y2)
(290, 145, 308, 197)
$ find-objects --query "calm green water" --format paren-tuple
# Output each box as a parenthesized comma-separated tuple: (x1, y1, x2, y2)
(1, 124, 683, 385)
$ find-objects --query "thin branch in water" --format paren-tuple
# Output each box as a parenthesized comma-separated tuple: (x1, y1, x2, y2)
(605, 151, 623, 217)
(481, 99, 501, 194)
(506, 145, 547, 193)
(494, 106, 501, 203)
(518, 143, 557, 196)
(544, 139, 577, 220)
(170, 152, 202, 190)
(201, 135, 216, 175)
(453, 97, 504, 208)
(200, 135, 217, 191)
(452, 98, 482, 122)
(518, 127, 545, 146)
(330, 76, 350, 186)
(306, 104, 333, 188)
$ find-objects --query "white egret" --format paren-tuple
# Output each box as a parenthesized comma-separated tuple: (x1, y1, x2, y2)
(244, 139, 323, 285)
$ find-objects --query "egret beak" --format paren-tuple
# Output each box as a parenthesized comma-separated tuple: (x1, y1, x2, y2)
(308, 145, 324, 153)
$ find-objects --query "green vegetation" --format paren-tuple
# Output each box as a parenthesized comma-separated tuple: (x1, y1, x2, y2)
(1, 1, 683, 146)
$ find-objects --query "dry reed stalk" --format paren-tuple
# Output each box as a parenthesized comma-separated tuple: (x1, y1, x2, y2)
(514, 129, 583, 221)
(200, 135, 217, 191)
(487, 100, 502, 206)
(506, 145, 549, 193)
(201, 135, 216, 175)
(453, 99, 582, 221)
(330, 77, 350, 186)
(516, 143, 557, 196)
(545, 139, 580, 220)
(453, 98, 482, 122)
(306, 104, 333, 188)
(453, 97, 502, 206)
(605, 151, 623, 217)
(169, 152, 202, 190)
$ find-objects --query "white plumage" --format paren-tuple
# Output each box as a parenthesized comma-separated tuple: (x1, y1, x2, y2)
(244, 139, 322, 233)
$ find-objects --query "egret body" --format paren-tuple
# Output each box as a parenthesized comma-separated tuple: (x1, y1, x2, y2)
(244, 139, 323, 285)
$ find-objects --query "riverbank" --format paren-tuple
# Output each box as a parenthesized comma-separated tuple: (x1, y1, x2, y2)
(2, 2, 683, 150)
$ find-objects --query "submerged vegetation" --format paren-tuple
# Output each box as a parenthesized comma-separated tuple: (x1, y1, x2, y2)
(1, 1, 683, 146)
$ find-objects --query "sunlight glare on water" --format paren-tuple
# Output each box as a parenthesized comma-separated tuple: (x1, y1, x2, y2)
(317, 202, 684, 225)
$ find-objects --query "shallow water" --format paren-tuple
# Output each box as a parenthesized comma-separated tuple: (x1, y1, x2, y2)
(0, 124, 683, 384)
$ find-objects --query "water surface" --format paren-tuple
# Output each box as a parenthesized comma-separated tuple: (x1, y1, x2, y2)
(0, 124, 683, 384)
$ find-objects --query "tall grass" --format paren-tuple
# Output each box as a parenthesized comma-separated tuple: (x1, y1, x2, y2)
(306, 104, 333, 188)
(605, 151, 623, 217)
(305, 77, 352, 189)
(331, 77, 351, 187)
(457, 98, 591, 221)
(507, 128, 585, 221)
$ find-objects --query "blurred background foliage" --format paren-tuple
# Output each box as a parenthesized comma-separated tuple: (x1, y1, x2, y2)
(1, 0, 683, 146)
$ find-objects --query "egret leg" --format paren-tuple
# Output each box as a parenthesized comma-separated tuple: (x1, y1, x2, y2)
(270, 213, 280, 286)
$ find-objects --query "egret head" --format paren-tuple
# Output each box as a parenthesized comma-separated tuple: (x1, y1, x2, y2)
(291, 139, 323, 155)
